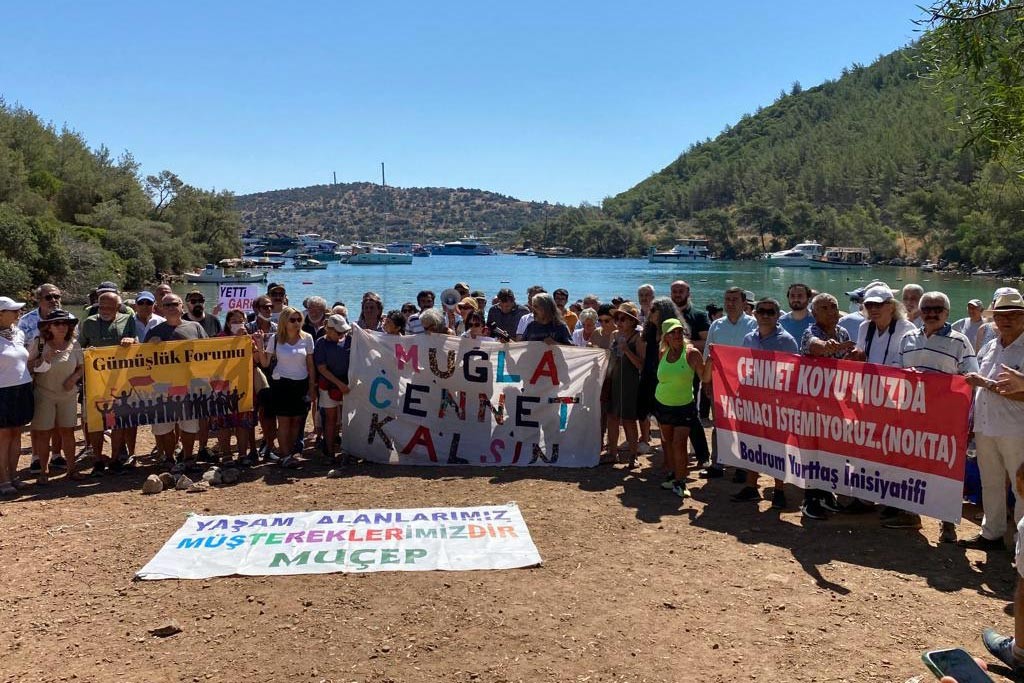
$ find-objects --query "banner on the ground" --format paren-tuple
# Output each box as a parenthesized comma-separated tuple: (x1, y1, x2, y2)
(710, 346, 972, 522)
(83, 336, 253, 432)
(218, 284, 260, 315)
(342, 327, 607, 466)
(136, 504, 542, 580)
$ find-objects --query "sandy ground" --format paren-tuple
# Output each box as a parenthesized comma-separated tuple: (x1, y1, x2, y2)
(0, 425, 1018, 683)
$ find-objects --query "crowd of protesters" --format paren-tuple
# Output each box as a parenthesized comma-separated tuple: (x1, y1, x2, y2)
(6, 273, 1024, 676)
(0, 276, 1020, 524)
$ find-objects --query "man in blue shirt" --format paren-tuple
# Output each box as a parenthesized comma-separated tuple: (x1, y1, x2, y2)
(701, 287, 757, 477)
(735, 298, 799, 506)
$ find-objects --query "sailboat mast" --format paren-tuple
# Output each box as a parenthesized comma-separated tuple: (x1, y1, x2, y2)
(381, 162, 388, 243)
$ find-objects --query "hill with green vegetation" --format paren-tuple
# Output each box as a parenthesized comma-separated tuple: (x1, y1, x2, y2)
(524, 45, 1024, 270)
(0, 100, 241, 301)
(234, 183, 566, 247)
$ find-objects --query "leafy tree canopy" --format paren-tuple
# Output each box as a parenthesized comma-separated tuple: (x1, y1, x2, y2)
(0, 100, 241, 300)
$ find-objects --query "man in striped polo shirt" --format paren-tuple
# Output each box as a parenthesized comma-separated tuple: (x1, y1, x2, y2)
(884, 291, 978, 535)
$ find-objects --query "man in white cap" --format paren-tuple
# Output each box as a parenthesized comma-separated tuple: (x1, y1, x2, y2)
(960, 290, 1024, 550)
(314, 314, 353, 464)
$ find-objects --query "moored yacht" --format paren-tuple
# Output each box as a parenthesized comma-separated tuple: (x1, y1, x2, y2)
(765, 240, 824, 266)
(431, 236, 495, 256)
(648, 239, 711, 263)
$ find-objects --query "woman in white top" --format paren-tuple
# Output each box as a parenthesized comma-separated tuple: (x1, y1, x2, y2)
(0, 296, 33, 494)
(572, 308, 599, 347)
(256, 306, 315, 467)
(849, 285, 917, 367)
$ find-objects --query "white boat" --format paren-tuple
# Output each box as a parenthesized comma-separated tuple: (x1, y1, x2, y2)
(807, 247, 871, 270)
(648, 239, 711, 263)
(764, 240, 824, 266)
(348, 245, 414, 265)
(512, 248, 536, 256)
(185, 264, 268, 284)
(292, 256, 328, 270)
(920, 261, 937, 272)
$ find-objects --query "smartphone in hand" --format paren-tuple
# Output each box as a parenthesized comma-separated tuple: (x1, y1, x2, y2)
(922, 648, 992, 682)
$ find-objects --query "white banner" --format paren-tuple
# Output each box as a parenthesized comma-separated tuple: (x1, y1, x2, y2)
(716, 430, 964, 522)
(137, 504, 542, 580)
(342, 327, 608, 467)
(218, 284, 260, 315)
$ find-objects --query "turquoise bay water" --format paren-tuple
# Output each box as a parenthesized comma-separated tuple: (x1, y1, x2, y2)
(181, 256, 1011, 316)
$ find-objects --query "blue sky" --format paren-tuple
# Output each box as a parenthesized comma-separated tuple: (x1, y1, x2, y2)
(1, 1, 927, 205)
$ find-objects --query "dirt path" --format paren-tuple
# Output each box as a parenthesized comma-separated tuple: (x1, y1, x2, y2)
(0, 431, 1016, 683)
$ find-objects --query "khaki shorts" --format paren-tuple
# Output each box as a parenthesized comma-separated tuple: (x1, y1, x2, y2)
(152, 419, 200, 436)
(31, 396, 78, 431)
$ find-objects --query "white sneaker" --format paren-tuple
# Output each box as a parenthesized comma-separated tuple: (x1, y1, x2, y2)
(637, 442, 652, 455)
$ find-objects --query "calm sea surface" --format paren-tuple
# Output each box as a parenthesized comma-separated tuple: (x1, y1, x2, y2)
(179, 256, 1014, 316)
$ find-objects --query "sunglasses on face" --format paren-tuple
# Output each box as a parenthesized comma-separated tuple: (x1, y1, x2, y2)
(137, 301, 154, 306)
(755, 309, 778, 316)
(920, 306, 946, 314)
(289, 316, 303, 323)
(188, 299, 205, 305)
(162, 302, 182, 308)
(257, 304, 272, 310)
(44, 294, 62, 301)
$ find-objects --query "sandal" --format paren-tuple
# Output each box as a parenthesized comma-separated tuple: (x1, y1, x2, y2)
(36, 473, 49, 485)
(10, 479, 29, 490)
(67, 471, 86, 481)
(0, 483, 15, 495)
(599, 451, 617, 465)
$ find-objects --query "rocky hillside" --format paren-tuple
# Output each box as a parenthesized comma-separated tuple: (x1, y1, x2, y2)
(235, 182, 566, 246)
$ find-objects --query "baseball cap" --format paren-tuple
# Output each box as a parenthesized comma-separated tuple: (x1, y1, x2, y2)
(0, 296, 26, 311)
(136, 291, 156, 303)
(268, 282, 286, 293)
(96, 281, 119, 294)
(863, 286, 894, 304)
(326, 314, 352, 333)
(661, 318, 684, 336)
(967, 299, 983, 308)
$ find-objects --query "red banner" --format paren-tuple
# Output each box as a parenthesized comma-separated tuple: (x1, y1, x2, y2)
(711, 346, 973, 522)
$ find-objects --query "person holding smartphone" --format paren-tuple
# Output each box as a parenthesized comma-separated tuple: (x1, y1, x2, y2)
(975, 366, 1024, 677)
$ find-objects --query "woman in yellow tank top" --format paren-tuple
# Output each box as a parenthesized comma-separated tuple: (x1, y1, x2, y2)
(655, 318, 705, 498)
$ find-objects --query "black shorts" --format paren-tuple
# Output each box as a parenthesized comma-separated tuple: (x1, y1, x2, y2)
(655, 400, 697, 427)
(270, 378, 309, 417)
(0, 382, 34, 428)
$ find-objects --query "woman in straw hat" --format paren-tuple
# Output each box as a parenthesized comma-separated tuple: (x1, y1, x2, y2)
(604, 301, 644, 467)
(28, 309, 84, 483)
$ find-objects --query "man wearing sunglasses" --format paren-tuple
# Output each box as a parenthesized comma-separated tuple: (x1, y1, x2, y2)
(131, 291, 165, 339)
(734, 298, 799, 507)
(884, 292, 979, 536)
(18, 284, 63, 343)
(21, 283, 67, 473)
(182, 290, 222, 337)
